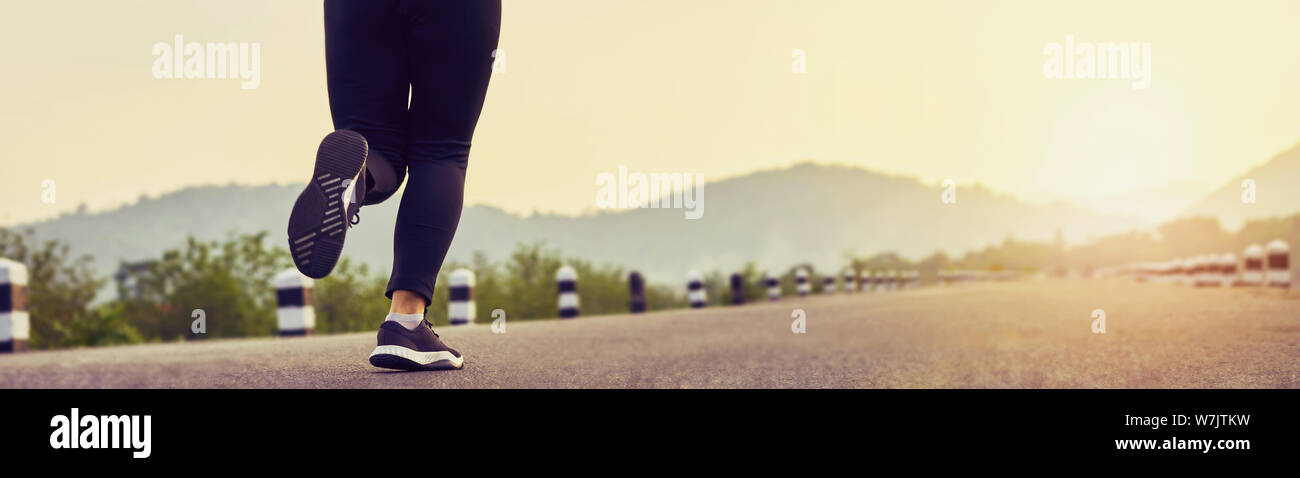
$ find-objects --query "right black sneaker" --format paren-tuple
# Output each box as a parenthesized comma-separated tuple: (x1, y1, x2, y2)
(288, 130, 370, 279)
(369, 320, 465, 371)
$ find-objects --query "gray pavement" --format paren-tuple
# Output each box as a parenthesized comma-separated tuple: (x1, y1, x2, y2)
(1, 279, 1297, 388)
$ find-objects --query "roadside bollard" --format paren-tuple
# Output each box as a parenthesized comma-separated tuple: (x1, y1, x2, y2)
(557, 265, 580, 318)
(0, 258, 29, 353)
(843, 269, 856, 293)
(448, 268, 476, 325)
(1242, 244, 1265, 286)
(273, 268, 315, 336)
(730, 273, 745, 305)
(1206, 255, 1223, 287)
(859, 269, 871, 293)
(1218, 254, 1238, 288)
(1267, 239, 1291, 289)
(822, 275, 835, 294)
(629, 271, 647, 313)
(796, 269, 810, 296)
(1155, 261, 1170, 284)
(687, 270, 707, 308)
(1186, 256, 1201, 286)
(1193, 255, 1215, 287)
(765, 273, 780, 301)
(1173, 258, 1188, 286)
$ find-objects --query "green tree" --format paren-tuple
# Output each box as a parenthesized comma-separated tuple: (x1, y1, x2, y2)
(569, 259, 629, 316)
(313, 258, 390, 334)
(69, 302, 145, 347)
(128, 232, 287, 340)
(0, 227, 121, 349)
(502, 242, 565, 320)
(645, 282, 687, 311)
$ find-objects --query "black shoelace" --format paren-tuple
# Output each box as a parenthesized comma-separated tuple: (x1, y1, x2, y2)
(421, 320, 440, 337)
(348, 169, 368, 228)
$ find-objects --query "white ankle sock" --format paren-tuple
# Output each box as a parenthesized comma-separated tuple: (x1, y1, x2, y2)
(385, 313, 424, 330)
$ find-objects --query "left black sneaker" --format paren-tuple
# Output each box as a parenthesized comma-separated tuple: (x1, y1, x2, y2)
(369, 320, 464, 371)
(287, 130, 370, 279)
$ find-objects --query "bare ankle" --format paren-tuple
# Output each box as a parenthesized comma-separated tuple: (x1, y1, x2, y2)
(389, 290, 428, 315)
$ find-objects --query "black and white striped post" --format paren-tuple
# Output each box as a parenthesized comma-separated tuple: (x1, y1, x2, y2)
(1193, 255, 1215, 287)
(557, 265, 580, 318)
(273, 268, 315, 336)
(730, 273, 745, 305)
(859, 269, 871, 293)
(687, 270, 707, 308)
(1210, 256, 1226, 287)
(822, 274, 835, 294)
(764, 272, 780, 301)
(1267, 239, 1291, 289)
(1164, 261, 1185, 283)
(1218, 254, 1238, 288)
(1242, 244, 1265, 286)
(1209, 256, 1224, 287)
(1172, 257, 1189, 286)
(871, 270, 883, 292)
(842, 269, 857, 293)
(795, 269, 810, 296)
(0, 258, 29, 353)
(629, 271, 647, 313)
(1191, 257, 1206, 287)
(448, 268, 475, 325)
(886, 270, 898, 291)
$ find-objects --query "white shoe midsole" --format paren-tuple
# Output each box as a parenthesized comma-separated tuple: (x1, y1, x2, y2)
(370, 345, 463, 366)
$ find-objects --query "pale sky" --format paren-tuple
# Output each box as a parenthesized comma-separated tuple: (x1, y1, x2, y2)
(3, 0, 1299, 226)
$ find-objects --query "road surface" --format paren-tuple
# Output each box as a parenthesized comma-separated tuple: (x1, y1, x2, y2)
(1, 279, 1297, 388)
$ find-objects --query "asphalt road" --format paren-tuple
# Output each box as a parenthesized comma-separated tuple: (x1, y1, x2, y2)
(1, 279, 1297, 388)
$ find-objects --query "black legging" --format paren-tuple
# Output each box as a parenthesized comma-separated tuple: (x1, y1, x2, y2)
(324, 0, 500, 305)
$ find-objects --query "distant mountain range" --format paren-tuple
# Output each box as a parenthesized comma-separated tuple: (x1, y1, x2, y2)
(1180, 142, 1300, 229)
(16, 162, 1158, 291)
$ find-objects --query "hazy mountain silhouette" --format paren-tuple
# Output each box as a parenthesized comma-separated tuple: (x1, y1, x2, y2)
(18, 162, 1145, 289)
(1181, 142, 1300, 230)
